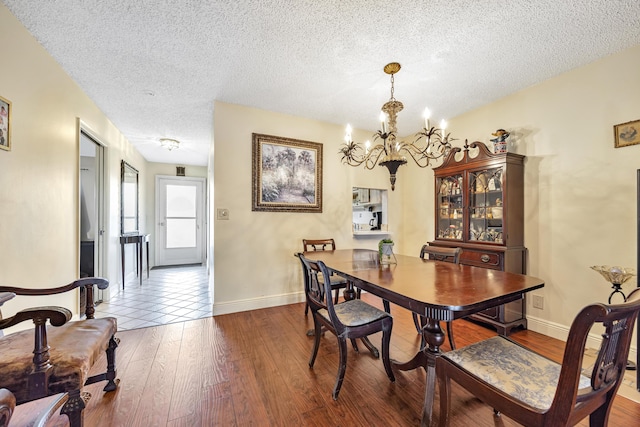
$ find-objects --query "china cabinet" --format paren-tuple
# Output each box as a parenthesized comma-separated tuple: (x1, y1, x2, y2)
(429, 141, 527, 335)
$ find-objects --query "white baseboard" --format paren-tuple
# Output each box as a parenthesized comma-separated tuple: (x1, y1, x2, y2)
(527, 315, 637, 364)
(213, 291, 305, 316)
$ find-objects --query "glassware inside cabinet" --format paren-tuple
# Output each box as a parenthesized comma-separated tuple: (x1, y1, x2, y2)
(437, 174, 464, 240)
(469, 167, 504, 243)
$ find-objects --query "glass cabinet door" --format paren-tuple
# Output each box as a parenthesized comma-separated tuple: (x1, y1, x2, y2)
(436, 174, 464, 240)
(468, 167, 504, 243)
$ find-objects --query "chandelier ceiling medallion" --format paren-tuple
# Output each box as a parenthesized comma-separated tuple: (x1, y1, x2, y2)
(339, 62, 454, 190)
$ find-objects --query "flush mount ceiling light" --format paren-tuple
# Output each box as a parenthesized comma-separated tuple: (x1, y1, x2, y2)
(159, 138, 180, 151)
(339, 62, 455, 190)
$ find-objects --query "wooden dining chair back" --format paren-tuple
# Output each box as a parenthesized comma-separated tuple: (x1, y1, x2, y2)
(436, 288, 640, 427)
(417, 245, 462, 349)
(302, 238, 337, 252)
(301, 238, 349, 314)
(297, 253, 395, 400)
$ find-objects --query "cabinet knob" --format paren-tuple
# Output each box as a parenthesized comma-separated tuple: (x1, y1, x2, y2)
(480, 254, 491, 263)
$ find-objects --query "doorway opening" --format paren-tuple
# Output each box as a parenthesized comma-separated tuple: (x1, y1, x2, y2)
(79, 125, 106, 313)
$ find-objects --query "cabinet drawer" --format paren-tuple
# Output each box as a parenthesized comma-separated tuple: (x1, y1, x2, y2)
(461, 250, 502, 269)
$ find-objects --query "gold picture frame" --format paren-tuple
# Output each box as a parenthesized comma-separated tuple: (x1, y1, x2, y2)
(252, 133, 323, 213)
(0, 95, 11, 151)
(614, 119, 640, 148)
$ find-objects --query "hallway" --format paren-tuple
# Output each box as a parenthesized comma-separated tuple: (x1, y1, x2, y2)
(94, 264, 212, 331)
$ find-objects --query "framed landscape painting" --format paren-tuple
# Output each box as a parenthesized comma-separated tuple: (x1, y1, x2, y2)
(252, 133, 323, 213)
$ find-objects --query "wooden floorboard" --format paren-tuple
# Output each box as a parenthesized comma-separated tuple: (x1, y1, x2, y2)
(39, 295, 640, 426)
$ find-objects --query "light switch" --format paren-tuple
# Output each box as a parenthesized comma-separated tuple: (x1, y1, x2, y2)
(217, 208, 229, 220)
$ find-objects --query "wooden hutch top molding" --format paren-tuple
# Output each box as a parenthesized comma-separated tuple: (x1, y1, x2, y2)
(434, 140, 524, 172)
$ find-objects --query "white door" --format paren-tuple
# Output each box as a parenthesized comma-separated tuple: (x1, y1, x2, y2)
(156, 176, 206, 266)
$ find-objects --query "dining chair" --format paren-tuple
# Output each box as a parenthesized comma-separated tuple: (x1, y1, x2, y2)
(418, 244, 462, 349)
(297, 253, 395, 400)
(436, 288, 640, 427)
(302, 239, 350, 314)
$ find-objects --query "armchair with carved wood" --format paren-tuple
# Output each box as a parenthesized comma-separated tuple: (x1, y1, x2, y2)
(0, 278, 119, 427)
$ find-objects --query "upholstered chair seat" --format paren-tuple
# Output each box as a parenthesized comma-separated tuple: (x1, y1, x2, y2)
(443, 336, 591, 411)
(0, 317, 117, 403)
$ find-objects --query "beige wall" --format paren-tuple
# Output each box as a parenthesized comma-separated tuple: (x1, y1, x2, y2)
(403, 44, 640, 344)
(0, 5, 146, 319)
(212, 102, 404, 313)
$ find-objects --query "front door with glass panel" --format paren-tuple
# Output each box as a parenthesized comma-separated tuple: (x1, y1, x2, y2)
(156, 176, 206, 266)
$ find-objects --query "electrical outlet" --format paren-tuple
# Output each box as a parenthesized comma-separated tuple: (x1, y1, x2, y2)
(532, 295, 544, 309)
(216, 208, 229, 220)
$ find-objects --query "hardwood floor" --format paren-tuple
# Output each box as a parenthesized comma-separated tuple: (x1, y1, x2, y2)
(41, 294, 640, 426)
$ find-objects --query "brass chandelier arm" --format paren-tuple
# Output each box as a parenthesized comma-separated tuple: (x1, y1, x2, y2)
(339, 142, 388, 170)
(397, 129, 454, 168)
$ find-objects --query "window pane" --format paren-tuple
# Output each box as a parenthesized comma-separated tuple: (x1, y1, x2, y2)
(166, 185, 196, 217)
(166, 218, 196, 248)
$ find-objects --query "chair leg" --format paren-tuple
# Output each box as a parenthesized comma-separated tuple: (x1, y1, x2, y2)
(304, 301, 309, 315)
(445, 321, 456, 350)
(350, 338, 359, 352)
(381, 324, 395, 383)
(437, 371, 451, 427)
(332, 338, 348, 400)
(383, 299, 391, 313)
(85, 336, 120, 391)
(308, 318, 323, 368)
(412, 313, 422, 333)
(589, 397, 615, 426)
(359, 336, 380, 358)
(104, 336, 119, 391)
(59, 390, 91, 427)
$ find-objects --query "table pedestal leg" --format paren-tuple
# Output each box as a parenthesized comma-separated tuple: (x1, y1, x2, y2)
(391, 317, 445, 427)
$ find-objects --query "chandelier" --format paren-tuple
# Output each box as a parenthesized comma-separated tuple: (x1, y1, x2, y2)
(160, 138, 180, 151)
(339, 62, 454, 190)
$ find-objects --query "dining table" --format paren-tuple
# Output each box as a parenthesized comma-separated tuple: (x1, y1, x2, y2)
(301, 249, 545, 426)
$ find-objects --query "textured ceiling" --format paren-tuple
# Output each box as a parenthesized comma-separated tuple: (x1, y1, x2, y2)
(4, 1, 640, 166)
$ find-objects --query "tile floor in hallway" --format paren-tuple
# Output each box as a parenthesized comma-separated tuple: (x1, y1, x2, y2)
(94, 264, 212, 331)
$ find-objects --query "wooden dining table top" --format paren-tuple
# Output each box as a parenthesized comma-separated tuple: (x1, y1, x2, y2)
(301, 249, 545, 320)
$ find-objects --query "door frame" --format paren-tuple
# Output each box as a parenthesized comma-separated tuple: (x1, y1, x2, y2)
(78, 120, 108, 302)
(155, 175, 207, 266)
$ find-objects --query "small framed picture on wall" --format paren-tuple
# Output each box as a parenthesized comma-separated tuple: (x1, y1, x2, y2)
(0, 95, 11, 151)
(614, 119, 640, 148)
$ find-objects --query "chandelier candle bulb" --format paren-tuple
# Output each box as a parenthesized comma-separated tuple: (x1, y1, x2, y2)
(380, 112, 386, 133)
(345, 124, 352, 142)
(423, 108, 431, 129)
(440, 120, 447, 139)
